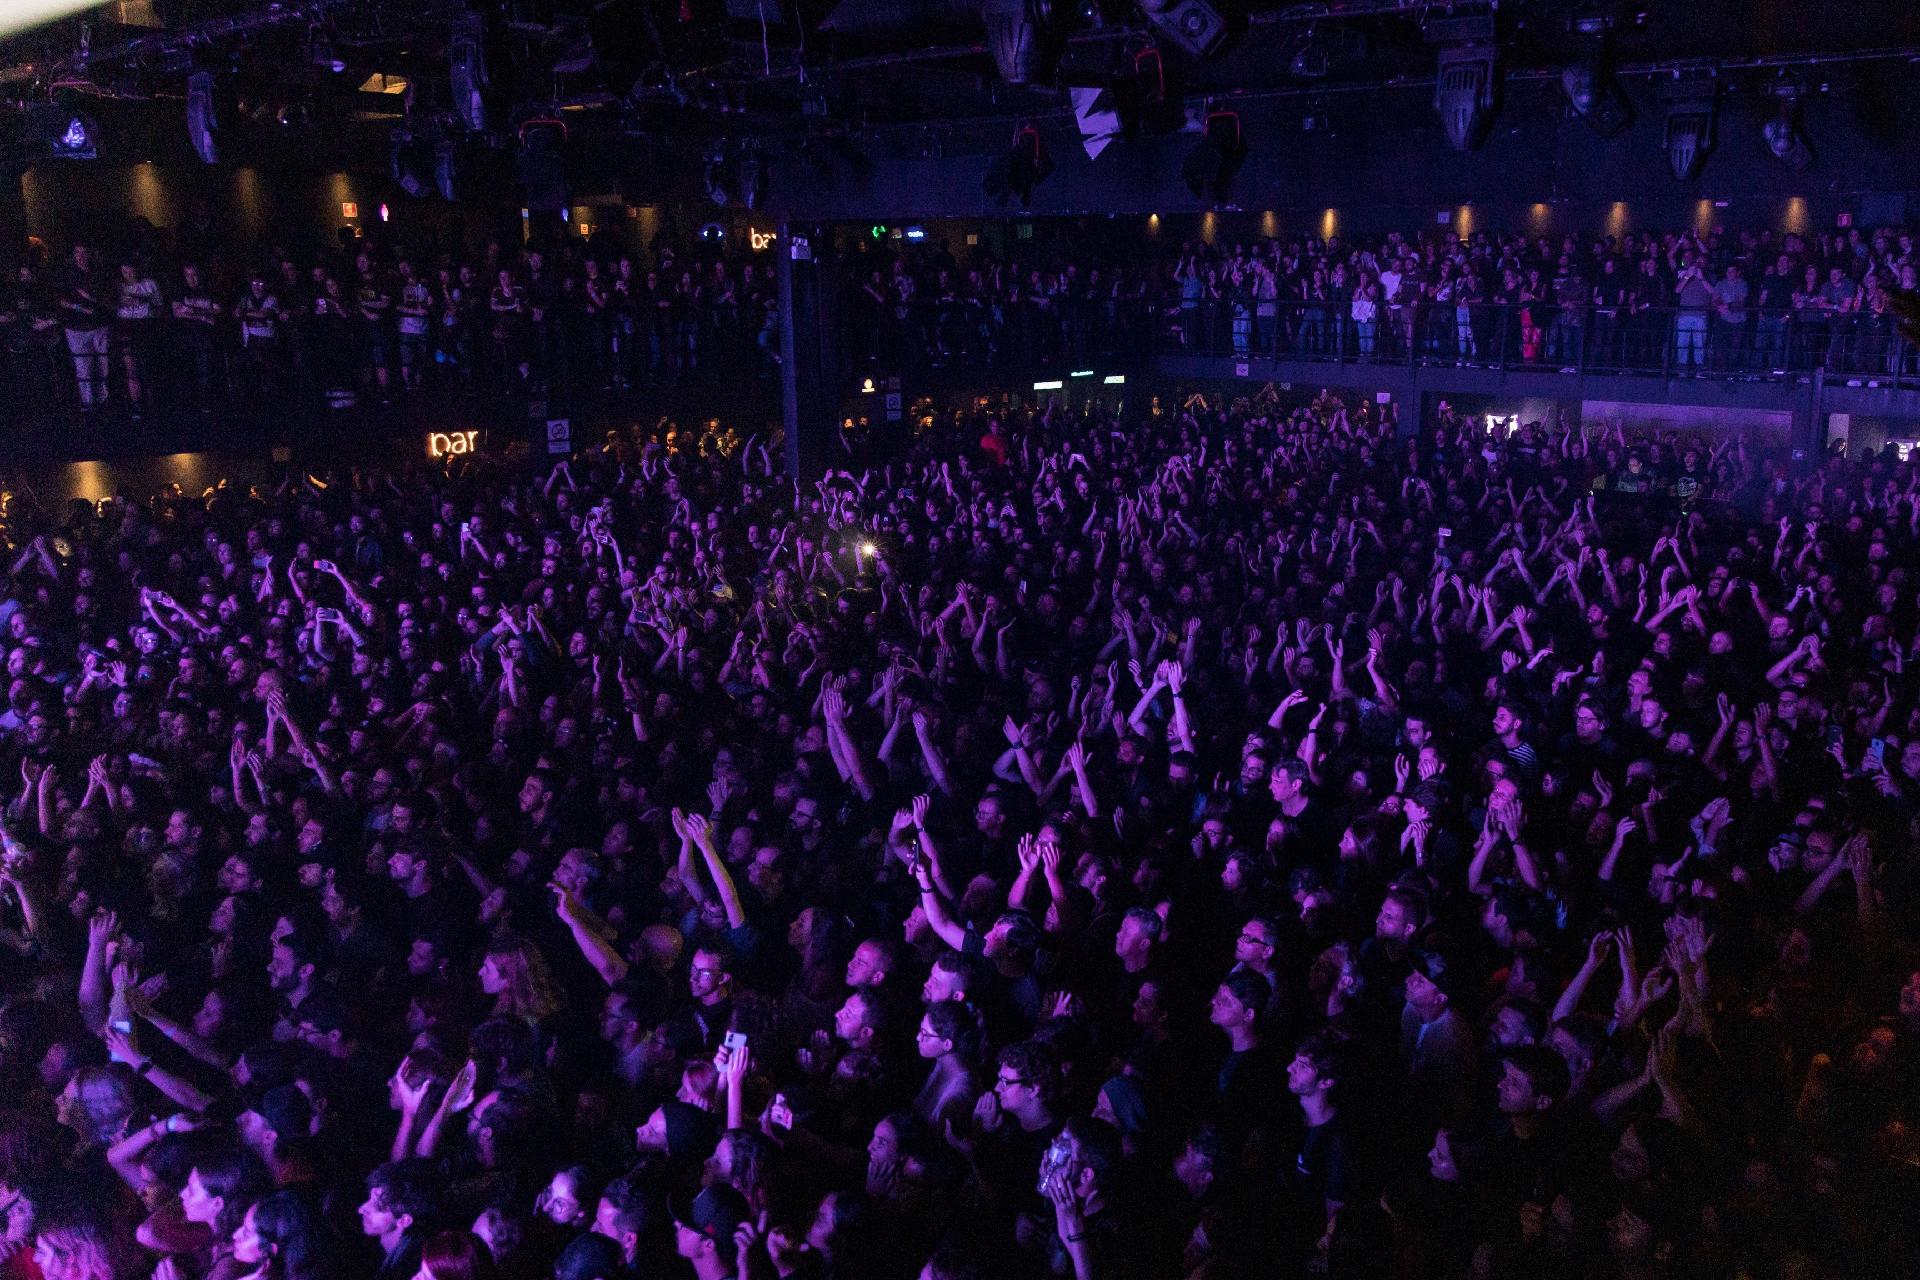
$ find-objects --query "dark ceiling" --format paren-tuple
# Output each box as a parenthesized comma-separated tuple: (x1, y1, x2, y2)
(3, 1, 1919, 176)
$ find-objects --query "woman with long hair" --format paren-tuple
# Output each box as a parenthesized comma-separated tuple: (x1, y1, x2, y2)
(31, 1217, 125, 1280)
(230, 1191, 334, 1280)
(476, 934, 560, 1025)
(175, 1149, 272, 1280)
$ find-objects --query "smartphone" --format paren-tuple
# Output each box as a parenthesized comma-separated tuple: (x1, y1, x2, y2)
(769, 1093, 794, 1130)
(1438, 527, 1452, 541)
(1825, 723, 1844, 750)
(722, 1031, 748, 1055)
(1868, 737, 1887, 770)
(109, 1019, 134, 1034)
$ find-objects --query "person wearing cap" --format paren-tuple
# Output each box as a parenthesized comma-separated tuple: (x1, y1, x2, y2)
(671, 1183, 751, 1280)
(1401, 948, 1477, 1127)
(237, 1085, 316, 1189)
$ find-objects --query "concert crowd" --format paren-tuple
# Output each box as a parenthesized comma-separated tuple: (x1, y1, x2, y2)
(5, 217, 1917, 423)
(0, 386, 1917, 1280)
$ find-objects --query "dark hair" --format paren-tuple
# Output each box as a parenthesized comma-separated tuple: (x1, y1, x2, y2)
(1220, 971, 1271, 1018)
(996, 1041, 1058, 1107)
(922, 1000, 983, 1061)
(246, 1189, 336, 1280)
(552, 1231, 625, 1280)
(419, 1230, 499, 1280)
(470, 1016, 542, 1078)
(1502, 1045, 1572, 1105)
(597, 1173, 652, 1240)
(193, 1148, 273, 1238)
(1383, 884, 1430, 934)
(1060, 1116, 1122, 1189)
(1295, 1030, 1347, 1095)
(365, 1158, 439, 1229)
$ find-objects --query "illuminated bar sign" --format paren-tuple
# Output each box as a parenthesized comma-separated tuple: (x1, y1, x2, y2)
(428, 430, 479, 458)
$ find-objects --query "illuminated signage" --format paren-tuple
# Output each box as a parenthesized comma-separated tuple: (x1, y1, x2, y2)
(340, 201, 358, 219)
(428, 430, 479, 458)
(748, 227, 777, 250)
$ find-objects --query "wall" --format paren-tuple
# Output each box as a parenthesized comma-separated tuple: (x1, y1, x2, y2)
(1583, 398, 1792, 447)
(766, 74, 1920, 229)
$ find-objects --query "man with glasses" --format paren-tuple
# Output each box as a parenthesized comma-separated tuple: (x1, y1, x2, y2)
(666, 945, 734, 1054)
(965, 1040, 1062, 1245)
(1230, 915, 1287, 1024)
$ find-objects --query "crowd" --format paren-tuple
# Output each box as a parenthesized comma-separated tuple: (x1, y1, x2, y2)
(1166, 223, 1920, 373)
(8, 217, 1918, 428)
(0, 379, 1918, 1280)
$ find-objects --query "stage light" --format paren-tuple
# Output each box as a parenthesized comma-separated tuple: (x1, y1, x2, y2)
(1289, 26, 1331, 78)
(981, 0, 1068, 86)
(1182, 108, 1247, 205)
(433, 139, 458, 201)
(44, 107, 98, 160)
(1138, 0, 1234, 60)
(1434, 44, 1498, 152)
(390, 129, 432, 198)
(1661, 78, 1717, 181)
(984, 125, 1053, 209)
(1762, 78, 1813, 170)
(186, 71, 218, 164)
(449, 12, 487, 132)
(1561, 59, 1633, 138)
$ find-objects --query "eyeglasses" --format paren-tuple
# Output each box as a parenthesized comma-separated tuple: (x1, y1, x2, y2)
(1237, 933, 1273, 949)
(994, 1075, 1030, 1090)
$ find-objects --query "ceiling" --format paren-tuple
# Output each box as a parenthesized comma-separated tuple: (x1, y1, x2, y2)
(3, 1, 1919, 176)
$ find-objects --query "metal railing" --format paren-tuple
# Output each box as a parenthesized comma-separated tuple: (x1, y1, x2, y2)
(1157, 300, 1920, 385)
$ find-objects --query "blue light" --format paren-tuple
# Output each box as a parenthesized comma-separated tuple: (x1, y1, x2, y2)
(904, 226, 927, 241)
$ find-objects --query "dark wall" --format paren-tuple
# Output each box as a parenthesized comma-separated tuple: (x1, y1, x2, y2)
(767, 73, 1920, 231)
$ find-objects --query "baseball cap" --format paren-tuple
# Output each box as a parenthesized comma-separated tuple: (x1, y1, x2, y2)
(1409, 947, 1464, 1001)
(671, 1183, 749, 1242)
(248, 1083, 312, 1139)
(659, 1098, 718, 1163)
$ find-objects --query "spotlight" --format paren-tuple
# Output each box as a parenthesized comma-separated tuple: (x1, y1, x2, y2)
(983, 124, 1053, 208)
(1181, 107, 1247, 204)
(1433, 43, 1498, 152)
(186, 71, 218, 165)
(1560, 7, 1632, 140)
(981, 0, 1068, 86)
(1661, 78, 1717, 181)
(390, 128, 433, 198)
(40, 105, 97, 160)
(1138, 0, 1235, 60)
(449, 12, 487, 132)
(1561, 59, 1633, 138)
(703, 149, 734, 206)
(1761, 77, 1813, 170)
(433, 138, 458, 201)
(1289, 26, 1331, 79)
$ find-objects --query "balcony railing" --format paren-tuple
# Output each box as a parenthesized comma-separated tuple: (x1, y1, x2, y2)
(1156, 300, 1920, 386)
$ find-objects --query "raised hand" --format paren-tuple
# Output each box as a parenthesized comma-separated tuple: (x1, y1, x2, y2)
(443, 1060, 478, 1114)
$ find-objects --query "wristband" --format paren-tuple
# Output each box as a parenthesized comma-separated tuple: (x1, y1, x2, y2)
(134, 1059, 155, 1077)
